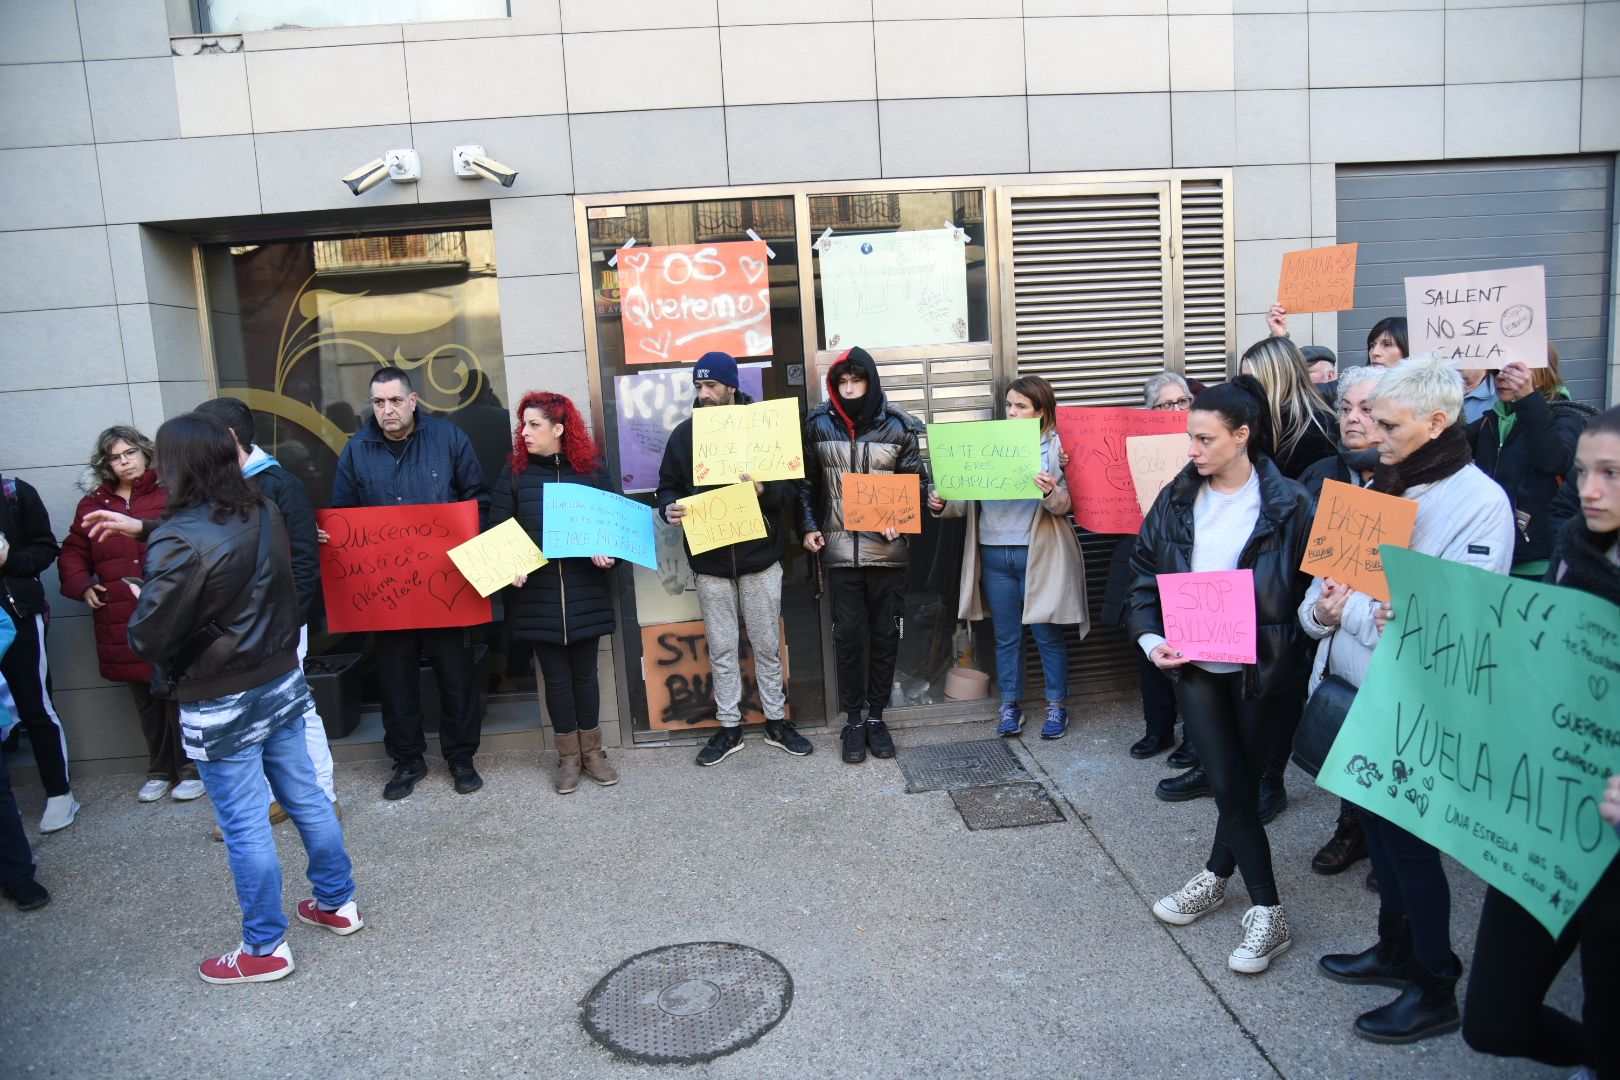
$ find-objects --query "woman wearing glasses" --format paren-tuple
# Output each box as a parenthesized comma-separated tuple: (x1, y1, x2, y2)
(60, 427, 203, 804)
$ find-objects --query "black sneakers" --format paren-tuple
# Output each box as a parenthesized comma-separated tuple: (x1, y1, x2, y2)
(841, 723, 867, 764)
(696, 727, 744, 767)
(764, 719, 813, 756)
(383, 759, 427, 801)
(866, 719, 896, 759)
(450, 759, 483, 795)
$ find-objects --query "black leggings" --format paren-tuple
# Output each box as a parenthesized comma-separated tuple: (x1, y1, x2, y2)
(1463, 857, 1620, 1076)
(534, 637, 600, 735)
(1173, 666, 1279, 906)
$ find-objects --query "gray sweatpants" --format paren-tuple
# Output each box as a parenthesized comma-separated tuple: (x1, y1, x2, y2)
(694, 562, 786, 728)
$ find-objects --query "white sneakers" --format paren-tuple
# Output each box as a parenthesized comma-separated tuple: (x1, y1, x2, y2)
(137, 779, 170, 802)
(170, 779, 206, 801)
(1153, 869, 1229, 925)
(39, 794, 79, 833)
(1153, 870, 1292, 974)
(1230, 905, 1291, 973)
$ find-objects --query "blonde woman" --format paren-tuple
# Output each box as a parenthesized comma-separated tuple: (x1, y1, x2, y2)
(1240, 336, 1338, 480)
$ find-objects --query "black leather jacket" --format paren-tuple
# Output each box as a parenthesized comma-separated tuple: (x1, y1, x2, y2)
(1123, 456, 1315, 700)
(128, 501, 300, 703)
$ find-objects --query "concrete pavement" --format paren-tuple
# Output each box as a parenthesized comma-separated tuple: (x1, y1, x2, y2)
(0, 699, 1580, 1078)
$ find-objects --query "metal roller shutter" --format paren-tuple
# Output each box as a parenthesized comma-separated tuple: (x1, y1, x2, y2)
(1337, 156, 1613, 406)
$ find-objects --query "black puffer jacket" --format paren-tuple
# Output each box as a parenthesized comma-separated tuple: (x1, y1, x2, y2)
(128, 501, 300, 703)
(798, 351, 927, 569)
(655, 389, 797, 579)
(0, 474, 58, 620)
(1469, 391, 1593, 565)
(490, 454, 617, 645)
(1123, 456, 1315, 699)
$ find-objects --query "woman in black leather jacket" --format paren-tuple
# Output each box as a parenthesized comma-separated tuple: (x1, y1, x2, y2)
(1124, 376, 1314, 976)
(129, 413, 360, 985)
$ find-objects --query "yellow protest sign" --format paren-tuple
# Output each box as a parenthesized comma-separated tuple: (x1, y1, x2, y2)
(679, 482, 768, 556)
(446, 517, 548, 598)
(691, 398, 804, 484)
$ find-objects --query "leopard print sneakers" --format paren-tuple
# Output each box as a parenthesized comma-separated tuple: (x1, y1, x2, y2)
(1152, 869, 1229, 926)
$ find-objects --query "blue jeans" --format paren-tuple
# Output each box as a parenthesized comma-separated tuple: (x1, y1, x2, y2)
(196, 715, 354, 950)
(980, 544, 1069, 703)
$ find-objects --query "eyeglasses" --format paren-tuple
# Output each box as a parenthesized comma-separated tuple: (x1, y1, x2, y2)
(108, 448, 144, 464)
(1151, 398, 1191, 411)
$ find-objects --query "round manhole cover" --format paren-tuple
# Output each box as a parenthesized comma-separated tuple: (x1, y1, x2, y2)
(581, 942, 793, 1064)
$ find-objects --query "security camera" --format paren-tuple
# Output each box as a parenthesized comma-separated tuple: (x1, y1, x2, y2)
(341, 150, 420, 196)
(452, 145, 518, 188)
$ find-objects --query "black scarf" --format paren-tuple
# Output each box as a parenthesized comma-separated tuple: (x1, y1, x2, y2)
(1339, 442, 1382, 477)
(1370, 423, 1472, 497)
(1548, 522, 1620, 606)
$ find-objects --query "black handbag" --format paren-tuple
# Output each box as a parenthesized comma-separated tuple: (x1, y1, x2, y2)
(1292, 630, 1356, 778)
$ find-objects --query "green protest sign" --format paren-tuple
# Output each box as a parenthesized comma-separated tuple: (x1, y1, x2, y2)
(925, 418, 1042, 501)
(1320, 546, 1620, 937)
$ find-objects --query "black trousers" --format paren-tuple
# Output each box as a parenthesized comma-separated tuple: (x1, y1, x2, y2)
(1136, 650, 1180, 740)
(0, 611, 69, 796)
(1174, 666, 1279, 906)
(1358, 808, 1456, 973)
(1464, 857, 1619, 1076)
(0, 738, 35, 889)
(828, 566, 906, 717)
(128, 682, 195, 782)
(374, 627, 481, 766)
(534, 637, 601, 736)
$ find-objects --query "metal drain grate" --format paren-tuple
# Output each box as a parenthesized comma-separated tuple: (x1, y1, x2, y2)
(581, 941, 793, 1064)
(951, 782, 1065, 831)
(896, 738, 1029, 793)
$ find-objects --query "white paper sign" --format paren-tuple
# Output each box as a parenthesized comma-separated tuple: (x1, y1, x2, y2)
(1404, 265, 1549, 369)
(820, 230, 970, 351)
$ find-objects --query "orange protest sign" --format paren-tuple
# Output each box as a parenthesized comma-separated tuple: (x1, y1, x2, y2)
(842, 473, 922, 533)
(618, 240, 773, 364)
(1300, 479, 1418, 602)
(641, 618, 789, 731)
(1277, 242, 1359, 314)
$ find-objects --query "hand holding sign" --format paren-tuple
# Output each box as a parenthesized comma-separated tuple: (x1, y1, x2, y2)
(448, 518, 548, 598)
(691, 398, 804, 484)
(678, 482, 768, 556)
(1300, 480, 1419, 602)
(842, 473, 922, 533)
(1277, 242, 1359, 314)
(1156, 569, 1257, 664)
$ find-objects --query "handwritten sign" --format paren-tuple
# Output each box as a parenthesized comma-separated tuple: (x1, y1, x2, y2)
(541, 484, 658, 570)
(691, 398, 803, 484)
(1405, 264, 1548, 368)
(1125, 433, 1188, 517)
(926, 419, 1042, 501)
(842, 473, 922, 533)
(1300, 479, 1418, 602)
(1320, 547, 1619, 937)
(641, 618, 789, 731)
(618, 240, 773, 364)
(820, 230, 970, 350)
(1055, 406, 1193, 533)
(679, 482, 768, 556)
(613, 365, 766, 492)
(1156, 569, 1257, 664)
(316, 502, 490, 632)
(1277, 242, 1359, 314)
(446, 518, 547, 598)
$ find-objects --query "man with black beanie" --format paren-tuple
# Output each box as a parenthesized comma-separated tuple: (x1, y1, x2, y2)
(798, 347, 926, 763)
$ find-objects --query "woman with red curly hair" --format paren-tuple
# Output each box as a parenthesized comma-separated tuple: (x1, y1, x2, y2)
(490, 391, 620, 793)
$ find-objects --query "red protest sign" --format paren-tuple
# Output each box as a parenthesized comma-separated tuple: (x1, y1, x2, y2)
(316, 501, 491, 633)
(1055, 406, 1192, 534)
(618, 240, 773, 364)
(1157, 569, 1257, 664)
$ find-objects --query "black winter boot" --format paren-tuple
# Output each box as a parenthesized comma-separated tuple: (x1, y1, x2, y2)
(1353, 954, 1462, 1044)
(1312, 801, 1369, 874)
(1319, 911, 1421, 988)
(1257, 755, 1288, 824)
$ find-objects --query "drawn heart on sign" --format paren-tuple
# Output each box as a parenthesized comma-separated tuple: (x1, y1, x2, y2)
(739, 257, 767, 284)
(640, 333, 672, 360)
(622, 252, 650, 274)
(1405, 790, 1430, 817)
(1422, 775, 1435, 791)
(1386, 783, 1399, 798)
(743, 329, 770, 356)
(1590, 676, 1610, 702)
(429, 569, 470, 612)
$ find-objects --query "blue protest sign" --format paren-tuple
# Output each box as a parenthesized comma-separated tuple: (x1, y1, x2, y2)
(542, 484, 658, 570)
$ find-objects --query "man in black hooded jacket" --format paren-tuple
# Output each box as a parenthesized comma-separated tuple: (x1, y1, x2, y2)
(798, 346, 926, 764)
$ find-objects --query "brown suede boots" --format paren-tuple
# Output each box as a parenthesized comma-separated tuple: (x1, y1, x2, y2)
(553, 731, 582, 794)
(579, 726, 619, 787)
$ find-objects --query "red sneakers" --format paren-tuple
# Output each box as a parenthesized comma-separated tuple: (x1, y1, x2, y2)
(199, 942, 294, 984)
(296, 898, 364, 936)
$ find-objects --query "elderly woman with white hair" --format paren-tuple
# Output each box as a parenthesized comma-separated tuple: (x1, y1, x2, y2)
(1297, 354, 1514, 1045)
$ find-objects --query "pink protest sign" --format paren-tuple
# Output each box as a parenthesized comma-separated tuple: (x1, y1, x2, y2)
(1156, 569, 1257, 664)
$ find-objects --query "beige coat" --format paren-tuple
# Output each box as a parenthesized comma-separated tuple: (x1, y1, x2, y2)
(937, 432, 1089, 630)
